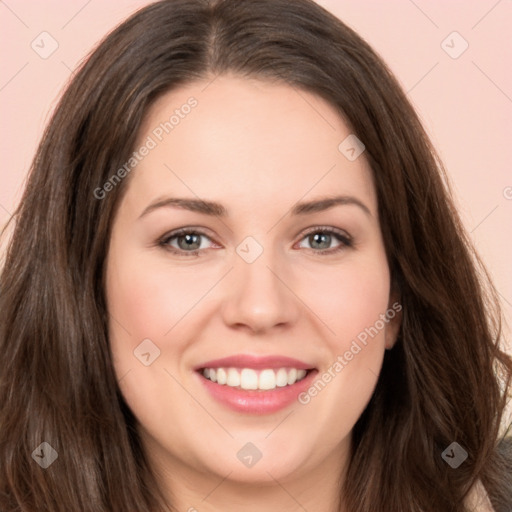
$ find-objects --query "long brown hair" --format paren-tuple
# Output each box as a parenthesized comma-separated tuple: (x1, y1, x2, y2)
(1, 0, 511, 510)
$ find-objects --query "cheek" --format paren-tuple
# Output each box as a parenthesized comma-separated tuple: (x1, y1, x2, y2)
(105, 247, 225, 402)
(106, 252, 214, 346)
(297, 253, 391, 345)
(294, 253, 391, 429)
(105, 252, 205, 435)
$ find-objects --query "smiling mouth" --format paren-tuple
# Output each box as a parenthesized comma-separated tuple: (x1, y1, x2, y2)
(197, 367, 314, 391)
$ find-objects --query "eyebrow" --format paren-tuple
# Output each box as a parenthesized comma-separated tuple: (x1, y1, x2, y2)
(138, 194, 372, 219)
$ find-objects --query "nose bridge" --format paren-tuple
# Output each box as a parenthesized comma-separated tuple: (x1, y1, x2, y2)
(221, 236, 298, 332)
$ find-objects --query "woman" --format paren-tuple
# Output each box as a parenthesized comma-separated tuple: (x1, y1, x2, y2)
(1, 0, 511, 510)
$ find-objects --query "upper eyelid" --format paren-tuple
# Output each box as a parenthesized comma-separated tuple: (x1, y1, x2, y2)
(300, 225, 351, 239)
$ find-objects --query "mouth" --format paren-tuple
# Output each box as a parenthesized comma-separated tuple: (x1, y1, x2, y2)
(193, 354, 318, 414)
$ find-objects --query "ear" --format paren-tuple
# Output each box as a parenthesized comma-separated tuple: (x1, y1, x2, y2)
(384, 291, 402, 350)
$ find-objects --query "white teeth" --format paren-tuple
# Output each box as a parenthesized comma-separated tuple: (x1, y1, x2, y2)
(201, 367, 309, 390)
(226, 368, 240, 387)
(276, 368, 288, 387)
(259, 369, 276, 390)
(287, 368, 297, 385)
(216, 368, 227, 385)
(240, 368, 258, 390)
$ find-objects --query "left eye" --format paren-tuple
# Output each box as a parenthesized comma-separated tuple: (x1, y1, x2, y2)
(159, 227, 352, 256)
(296, 228, 352, 254)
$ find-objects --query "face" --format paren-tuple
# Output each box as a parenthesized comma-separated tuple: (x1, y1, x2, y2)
(105, 74, 400, 490)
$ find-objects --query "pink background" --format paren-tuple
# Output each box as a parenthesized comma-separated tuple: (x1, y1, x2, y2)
(1, 0, 511, 349)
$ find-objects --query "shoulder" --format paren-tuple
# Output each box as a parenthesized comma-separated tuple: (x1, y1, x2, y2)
(464, 479, 496, 512)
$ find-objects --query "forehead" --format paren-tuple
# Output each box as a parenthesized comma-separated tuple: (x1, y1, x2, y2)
(124, 74, 376, 217)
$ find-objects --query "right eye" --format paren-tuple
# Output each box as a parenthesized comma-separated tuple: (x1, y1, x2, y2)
(158, 228, 217, 257)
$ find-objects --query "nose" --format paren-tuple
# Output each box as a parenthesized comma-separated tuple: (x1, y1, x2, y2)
(221, 245, 300, 334)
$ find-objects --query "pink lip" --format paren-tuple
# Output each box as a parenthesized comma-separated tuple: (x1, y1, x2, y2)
(195, 368, 318, 414)
(194, 354, 314, 371)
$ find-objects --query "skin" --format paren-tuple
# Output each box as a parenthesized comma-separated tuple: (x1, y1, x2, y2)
(105, 73, 401, 512)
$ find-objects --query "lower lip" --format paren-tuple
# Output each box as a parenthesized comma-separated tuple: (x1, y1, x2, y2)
(196, 369, 318, 414)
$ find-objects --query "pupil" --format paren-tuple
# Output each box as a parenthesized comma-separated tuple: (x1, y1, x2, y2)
(179, 234, 200, 250)
(311, 233, 330, 249)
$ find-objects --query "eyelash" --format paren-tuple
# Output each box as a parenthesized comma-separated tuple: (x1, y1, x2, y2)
(157, 226, 353, 257)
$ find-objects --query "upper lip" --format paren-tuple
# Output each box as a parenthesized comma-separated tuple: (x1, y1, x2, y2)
(194, 354, 315, 371)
